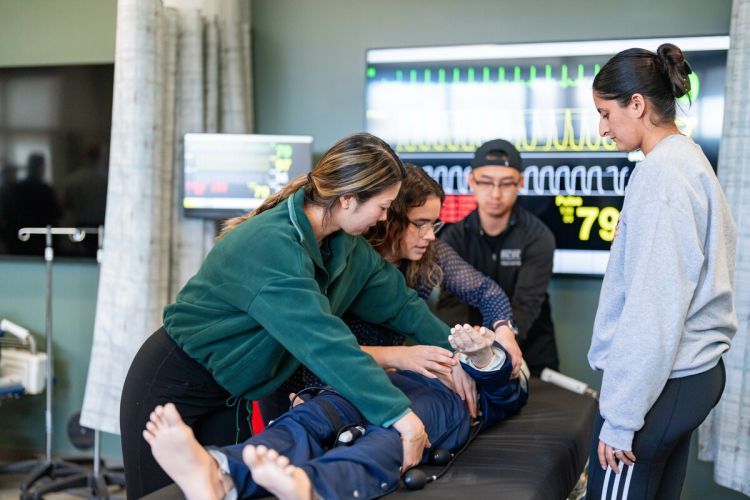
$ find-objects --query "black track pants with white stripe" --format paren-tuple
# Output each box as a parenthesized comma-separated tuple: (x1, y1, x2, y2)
(586, 359, 725, 500)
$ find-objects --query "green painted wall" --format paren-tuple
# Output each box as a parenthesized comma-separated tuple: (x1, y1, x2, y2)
(0, 0, 745, 498)
(0, 0, 117, 67)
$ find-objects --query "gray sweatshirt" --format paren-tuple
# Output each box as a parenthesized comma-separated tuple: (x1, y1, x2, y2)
(588, 134, 737, 451)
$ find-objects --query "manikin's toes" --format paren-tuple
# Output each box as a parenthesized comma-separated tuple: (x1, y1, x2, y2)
(142, 403, 227, 500)
(243, 444, 313, 500)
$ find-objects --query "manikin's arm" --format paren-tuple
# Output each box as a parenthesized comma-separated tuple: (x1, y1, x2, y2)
(449, 324, 497, 369)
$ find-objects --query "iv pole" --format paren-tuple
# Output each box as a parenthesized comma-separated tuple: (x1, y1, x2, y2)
(15, 226, 90, 499)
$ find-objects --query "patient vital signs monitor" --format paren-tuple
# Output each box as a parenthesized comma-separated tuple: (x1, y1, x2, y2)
(183, 133, 313, 219)
(365, 36, 728, 275)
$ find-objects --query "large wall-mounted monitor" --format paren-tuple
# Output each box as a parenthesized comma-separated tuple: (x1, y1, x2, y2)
(0, 64, 113, 259)
(183, 133, 313, 219)
(365, 36, 728, 275)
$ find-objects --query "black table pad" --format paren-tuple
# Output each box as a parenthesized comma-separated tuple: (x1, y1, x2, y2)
(143, 378, 598, 500)
(388, 377, 597, 499)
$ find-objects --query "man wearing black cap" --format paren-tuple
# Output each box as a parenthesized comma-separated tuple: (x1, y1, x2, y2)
(437, 139, 559, 376)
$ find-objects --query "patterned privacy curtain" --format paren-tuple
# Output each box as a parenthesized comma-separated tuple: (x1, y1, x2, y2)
(79, 0, 253, 434)
(697, 0, 750, 495)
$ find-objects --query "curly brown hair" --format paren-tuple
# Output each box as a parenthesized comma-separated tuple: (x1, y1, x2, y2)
(367, 164, 445, 289)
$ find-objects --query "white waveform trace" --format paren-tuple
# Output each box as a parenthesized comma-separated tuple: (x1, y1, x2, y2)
(521, 164, 630, 196)
(421, 163, 631, 196)
(422, 164, 469, 195)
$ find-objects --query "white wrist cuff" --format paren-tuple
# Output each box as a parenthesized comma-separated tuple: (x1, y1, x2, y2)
(460, 347, 506, 372)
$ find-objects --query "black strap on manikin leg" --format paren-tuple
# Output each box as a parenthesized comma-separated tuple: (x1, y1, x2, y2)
(290, 386, 366, 449)
(316, 397, 346, 440)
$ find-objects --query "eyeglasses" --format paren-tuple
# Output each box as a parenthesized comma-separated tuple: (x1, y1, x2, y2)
(408, 219, 445, 237)
(471, 174, 519, 194)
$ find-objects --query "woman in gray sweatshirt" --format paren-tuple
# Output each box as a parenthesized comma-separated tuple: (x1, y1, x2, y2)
(586, 43, 737, 500)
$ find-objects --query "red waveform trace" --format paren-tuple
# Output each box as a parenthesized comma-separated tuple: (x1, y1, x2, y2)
(210, 181, 229, 193)
(440, 195, 476, 223)
(185, 181, 207, 196)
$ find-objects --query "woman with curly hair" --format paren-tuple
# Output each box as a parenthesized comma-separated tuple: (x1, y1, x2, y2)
(262, 164, 524, 421)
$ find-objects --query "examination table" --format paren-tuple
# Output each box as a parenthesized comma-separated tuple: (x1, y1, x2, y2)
(143, 377, 597, 499)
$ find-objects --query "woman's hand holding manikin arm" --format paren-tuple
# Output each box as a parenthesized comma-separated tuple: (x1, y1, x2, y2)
(360, 345, 456, 378)
(494, 325, 523, 378)
(360, 342, 478, 417)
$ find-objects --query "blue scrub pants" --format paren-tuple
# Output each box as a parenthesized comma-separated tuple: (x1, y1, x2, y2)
(219, 371, 473, 499)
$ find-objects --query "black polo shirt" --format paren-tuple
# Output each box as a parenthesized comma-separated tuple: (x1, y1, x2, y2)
(437, 205, 559, 375)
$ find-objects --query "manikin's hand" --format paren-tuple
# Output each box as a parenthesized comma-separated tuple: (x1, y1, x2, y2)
(449, 324, 494, 368)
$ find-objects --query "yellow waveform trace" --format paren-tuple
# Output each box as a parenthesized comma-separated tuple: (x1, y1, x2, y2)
(524, 110, 557, 152)
(392, 108, 621, 152)
(565, 110, 587, 151)
(551, 109, 573, 151)
(248, 182, 271, 200)
(518, 126, 538, 151)
(518, 108, 618, 152)
(274, 158, 292, 173)
(540, 136, 555, 152)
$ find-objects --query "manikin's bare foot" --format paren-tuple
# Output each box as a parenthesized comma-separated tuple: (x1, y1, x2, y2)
(142, 403, 229, 500)
(243, 444, 312, 500)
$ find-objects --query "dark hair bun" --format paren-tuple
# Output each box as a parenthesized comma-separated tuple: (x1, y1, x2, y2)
(656, 43, 692, 99)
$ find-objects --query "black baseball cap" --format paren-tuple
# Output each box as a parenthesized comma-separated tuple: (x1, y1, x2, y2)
(470, 139, 522, 171)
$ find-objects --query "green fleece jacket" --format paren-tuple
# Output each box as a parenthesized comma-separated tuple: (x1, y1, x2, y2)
(164, 188, 451, 426)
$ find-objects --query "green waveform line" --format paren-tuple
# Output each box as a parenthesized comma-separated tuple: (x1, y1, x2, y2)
(368, 64, 702, 94)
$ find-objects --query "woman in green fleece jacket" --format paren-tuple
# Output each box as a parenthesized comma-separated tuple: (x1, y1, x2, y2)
(119, 132, 472, 498)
